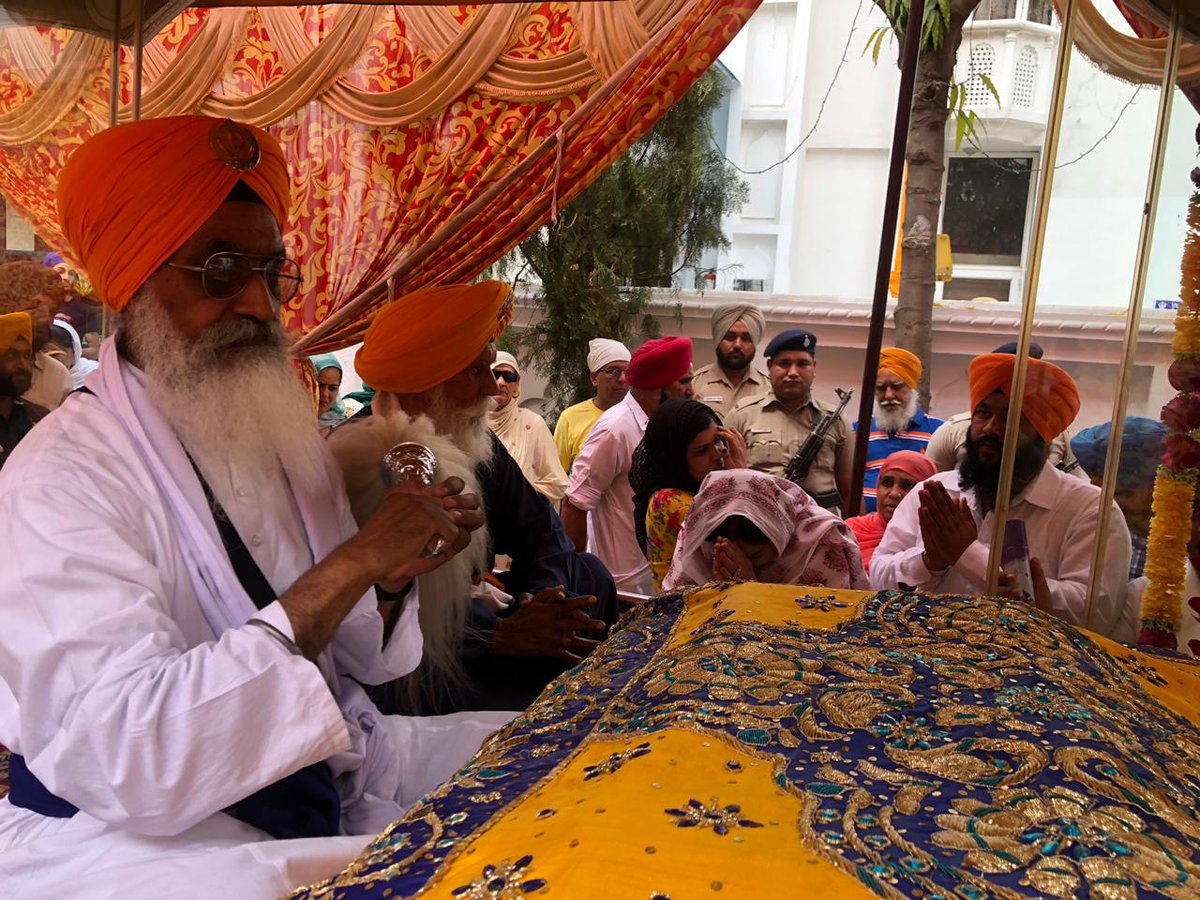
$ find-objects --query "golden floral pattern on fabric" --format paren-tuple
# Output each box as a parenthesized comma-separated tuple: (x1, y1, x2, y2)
(291, 588, 1200, 899)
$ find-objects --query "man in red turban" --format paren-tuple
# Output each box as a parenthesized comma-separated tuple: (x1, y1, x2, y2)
(870, 352, 1136, 643)
(327, 281, 617, 716)
(0, 116, 508, 895)
(564, 335, 695, 594)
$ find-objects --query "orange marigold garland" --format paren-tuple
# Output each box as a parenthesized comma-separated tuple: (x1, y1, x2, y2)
(1140, 157, 1200, 647)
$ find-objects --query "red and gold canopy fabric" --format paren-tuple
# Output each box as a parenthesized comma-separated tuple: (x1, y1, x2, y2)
(0, 1, 758, 352)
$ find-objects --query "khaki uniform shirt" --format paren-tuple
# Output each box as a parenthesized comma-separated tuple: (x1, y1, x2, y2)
(692, 363, 768, 419)
(725, 390, 853, 510)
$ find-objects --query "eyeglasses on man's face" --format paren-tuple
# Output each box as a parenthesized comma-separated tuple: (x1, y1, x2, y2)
(168, 251, 303, 305)
(597, 365, 627, 380)
(494, 369, 520, 384)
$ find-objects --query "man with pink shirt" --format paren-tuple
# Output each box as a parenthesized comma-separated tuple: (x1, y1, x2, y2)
(562, 336, 694, 594)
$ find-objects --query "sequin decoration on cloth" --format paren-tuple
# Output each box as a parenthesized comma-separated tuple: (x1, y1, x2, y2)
(290, 585, 1200, 899)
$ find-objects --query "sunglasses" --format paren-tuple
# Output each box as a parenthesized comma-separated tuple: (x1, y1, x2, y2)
(168, 251, 303, 304)
(494, 369, 520, 383)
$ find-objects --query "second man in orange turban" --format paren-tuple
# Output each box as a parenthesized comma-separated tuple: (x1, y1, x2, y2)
(870, 350, 1137, 644)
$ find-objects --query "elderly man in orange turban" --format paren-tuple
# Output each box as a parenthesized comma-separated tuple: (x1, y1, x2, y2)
(328, 282, 616, 717)
(870, 353, 1135, 641)
(853, 347, 944, 514)
(0, 116, 515, 897)
(0, 310, 47, 469)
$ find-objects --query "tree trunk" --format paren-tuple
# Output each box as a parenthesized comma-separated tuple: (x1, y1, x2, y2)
(892, 7, 973, 412)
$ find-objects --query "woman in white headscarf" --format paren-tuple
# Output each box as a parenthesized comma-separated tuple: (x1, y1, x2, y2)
(663, 469, 868, 591)
(49, 317, 98, 390)
(487, 351, 569, 504)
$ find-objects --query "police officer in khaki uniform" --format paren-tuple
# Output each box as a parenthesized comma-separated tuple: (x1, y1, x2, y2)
(692, 303, 769, 415)
(725, 329, 853, 515)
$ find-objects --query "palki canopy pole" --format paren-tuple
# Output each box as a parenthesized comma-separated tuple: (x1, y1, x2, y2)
(1082, 5, 1183, 627)
(984, 0, 1079, 597)
(846, 0, 925, 517)
(101, 0, 123, 341)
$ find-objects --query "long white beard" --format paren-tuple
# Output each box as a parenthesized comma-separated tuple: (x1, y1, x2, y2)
(120, 287, 327, 496)
(326, 405, 494, 712)
(875, 393, 919, 434)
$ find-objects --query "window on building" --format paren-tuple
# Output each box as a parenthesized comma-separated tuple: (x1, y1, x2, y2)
(942, 156, 1034, 267)
(974, 0, 1053, 23)
(975, 0, 1018, 20)
(1026, 0, 1054, 25)
(941, 276, 1013, 302)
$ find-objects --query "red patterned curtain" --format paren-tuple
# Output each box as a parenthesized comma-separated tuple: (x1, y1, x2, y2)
(0, 1, 758, 351)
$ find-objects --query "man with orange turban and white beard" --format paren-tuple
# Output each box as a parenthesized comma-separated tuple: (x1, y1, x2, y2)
(870, 353, 1136, 641)
(0, 116, 514, 898)
(328, 281, 616, 717)
(854, 347, 943, 514)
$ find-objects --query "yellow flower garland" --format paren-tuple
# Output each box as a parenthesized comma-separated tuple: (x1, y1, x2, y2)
(1142, 194, 1200, 646)
(1141, 471, 1196, 633)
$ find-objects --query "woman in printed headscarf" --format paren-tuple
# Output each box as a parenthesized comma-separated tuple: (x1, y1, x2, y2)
(487, 351, 568, 504)
(310, 354, 347, 437)
(629, 399, 747, 592)
(662, 469, 868, 592)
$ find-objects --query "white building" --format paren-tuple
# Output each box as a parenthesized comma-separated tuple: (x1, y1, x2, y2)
(651, 0, 1191, 427)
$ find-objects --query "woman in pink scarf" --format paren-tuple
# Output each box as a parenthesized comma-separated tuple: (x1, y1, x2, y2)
(846, 449, 936, 571)
(662, 470, 868, 591)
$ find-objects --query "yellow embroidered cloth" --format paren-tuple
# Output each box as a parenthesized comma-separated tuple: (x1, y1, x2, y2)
(291, 585, 1200, 898)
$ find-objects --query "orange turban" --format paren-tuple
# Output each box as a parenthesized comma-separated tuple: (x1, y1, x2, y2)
(0, 262, 65, 315)
(56, 115, 292, 312)
(0, 311, 31, 352)
(968, 353, 1080, 443)
(355, 281, 515, 394)
(878, 347, 921, 389)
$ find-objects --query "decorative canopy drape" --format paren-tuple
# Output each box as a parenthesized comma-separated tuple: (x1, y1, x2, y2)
(0, 1, 758, 351)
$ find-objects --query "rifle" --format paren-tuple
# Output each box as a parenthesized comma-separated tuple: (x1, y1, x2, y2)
(783, 387, 854, 508)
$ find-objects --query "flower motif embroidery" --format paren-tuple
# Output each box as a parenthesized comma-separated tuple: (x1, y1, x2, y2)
(933, 787, 1200, 897)
(795, 593, 848, 613)
(451, 855, 548, 898)
(997, 685, 1091, 722)
(664, 798, 764, 835)
(583, 742, 651, 780)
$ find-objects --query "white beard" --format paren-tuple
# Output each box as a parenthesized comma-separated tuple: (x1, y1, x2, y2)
(326, 406, 493, 711)
(875, 393, 919, 434)
(120, 286, 328, 498)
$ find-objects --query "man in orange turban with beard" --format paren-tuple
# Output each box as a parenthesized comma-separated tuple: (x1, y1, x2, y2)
(329, 282, 616, 718)
(0, 116, 513, 897)
(854, 347, 943, 514)
(870, 353, 1136, 642)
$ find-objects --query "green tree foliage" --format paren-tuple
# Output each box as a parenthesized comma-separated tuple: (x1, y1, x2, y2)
(504, 69, 747, 414)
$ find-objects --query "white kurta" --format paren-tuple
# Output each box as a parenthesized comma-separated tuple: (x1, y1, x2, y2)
(566, 392, 652, 594)
(0, 386, 509, 898)
(869, 466, 1136, 641)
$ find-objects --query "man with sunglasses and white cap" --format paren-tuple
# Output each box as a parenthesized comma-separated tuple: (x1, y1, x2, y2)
(0, 116, 513, 896)
(553, 337, 631, 473)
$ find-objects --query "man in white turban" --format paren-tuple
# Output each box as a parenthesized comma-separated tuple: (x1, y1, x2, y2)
(693, 303, 768, 415)
(553, 338, 631, 472)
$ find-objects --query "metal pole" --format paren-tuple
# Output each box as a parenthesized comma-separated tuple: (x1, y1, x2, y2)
(132, 0, 145, 121)
(102, 0, 123, 342)
(847, 0, 925, 517)
(984, 0, 1077, 596)
(1081, 6, 1183, 627)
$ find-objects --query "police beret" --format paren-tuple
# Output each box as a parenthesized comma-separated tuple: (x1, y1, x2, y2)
(764, 329, 817, 359)
(991, 340, 1044, 359)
